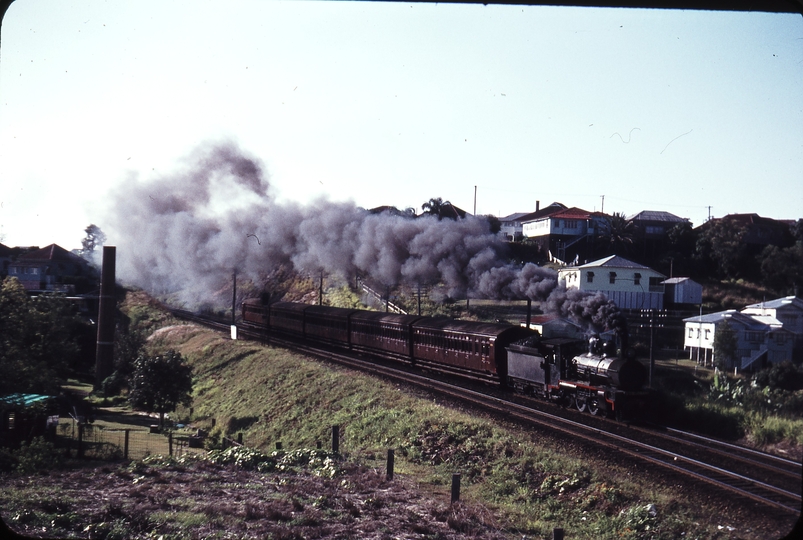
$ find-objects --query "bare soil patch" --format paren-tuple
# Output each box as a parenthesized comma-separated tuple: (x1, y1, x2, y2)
(1, 457, 509, 539)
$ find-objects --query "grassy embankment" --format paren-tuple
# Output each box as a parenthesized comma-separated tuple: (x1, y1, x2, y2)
(135, 297, 779, 539)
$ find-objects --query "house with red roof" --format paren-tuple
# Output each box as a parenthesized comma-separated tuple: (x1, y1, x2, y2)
(7, 244, 95, 293)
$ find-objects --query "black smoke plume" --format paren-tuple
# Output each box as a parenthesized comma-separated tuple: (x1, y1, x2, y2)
(105, 141, 624, 332)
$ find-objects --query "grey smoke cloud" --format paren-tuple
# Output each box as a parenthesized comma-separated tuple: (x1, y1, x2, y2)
(105, 141, 623, 331)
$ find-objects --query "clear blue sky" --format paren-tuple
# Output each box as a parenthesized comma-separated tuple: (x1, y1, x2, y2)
(1, 0, 801, 250)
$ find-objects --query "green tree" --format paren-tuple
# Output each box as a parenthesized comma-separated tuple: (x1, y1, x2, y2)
(713, 320, 738, 370)
(484, 214, 502, 234)
(421, 197, 463, 221)
(695, 217, 750, 279)
(129, 350, 193, 428)
(758, 241, 803, 296)
(0, 277, 90, 394)
(600, 212, 635, 255)
(80, 224, 106, 258)
(660, 221, 698, 276)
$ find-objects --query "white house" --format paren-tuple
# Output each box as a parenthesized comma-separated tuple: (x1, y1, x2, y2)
(557, 255, 666, 310)
(683, 310, 794, 370)
(741, 296, 803, 338)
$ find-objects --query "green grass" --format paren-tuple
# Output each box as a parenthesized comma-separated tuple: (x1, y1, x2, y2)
(143, 324, 763, 539)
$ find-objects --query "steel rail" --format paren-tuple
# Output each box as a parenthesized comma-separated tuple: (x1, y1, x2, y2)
(174, 310, 802, 515)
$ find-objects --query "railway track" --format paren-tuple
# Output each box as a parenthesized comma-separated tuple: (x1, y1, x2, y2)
(171, 309, 802, 518)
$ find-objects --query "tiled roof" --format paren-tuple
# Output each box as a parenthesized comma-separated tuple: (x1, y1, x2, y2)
(18, 243, 85, 263)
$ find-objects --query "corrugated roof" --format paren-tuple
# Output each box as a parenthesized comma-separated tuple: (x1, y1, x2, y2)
(626, 210, 688, 223)
(0, 393, 53, 406)
(578, 255, 655, 271)
(683, 310, 769, 329)
(744, 296, 803, 310)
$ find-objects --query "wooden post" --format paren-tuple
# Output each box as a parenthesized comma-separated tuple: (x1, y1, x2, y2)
(237, 433, 243, 445)
(77, 424, 84, 459)
(169, 431, 173, 456)
(276, 441, 283, 450)
(451, 474, 461, 503)
(386, 449, 394, 481)
(332, 425, 340, 454)
(316, 441, 322, 449)
(124, 429, 130, 460)
(553, 527, 565, 540)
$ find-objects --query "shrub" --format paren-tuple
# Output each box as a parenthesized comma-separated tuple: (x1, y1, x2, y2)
(14, 437, 63, 474)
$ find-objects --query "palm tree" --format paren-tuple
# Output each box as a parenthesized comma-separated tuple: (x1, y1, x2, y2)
(421, 197, 449, 220)
(601, 212, 636, 255)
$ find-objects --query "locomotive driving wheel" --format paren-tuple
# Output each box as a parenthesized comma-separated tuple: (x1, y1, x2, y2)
(588, 398, 601, 416)
(574, 397, 587, 413)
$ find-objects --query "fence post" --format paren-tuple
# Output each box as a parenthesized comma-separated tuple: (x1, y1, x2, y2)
(78, 424, 84, 460)
(168, 431, 173, 457)
(553, 527, 565, 540)
(316, 441, 322, 449)
(451, 473, 461, 504)
(386, 449, 394, 481)
(332, 425, 340, 454)
(124, 430, 130, 460)
(275, 441, 283, 450)
(238, 433, 243, 445)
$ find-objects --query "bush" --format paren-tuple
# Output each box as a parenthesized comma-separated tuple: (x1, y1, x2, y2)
(14, 437, 63, 474)
(753, 362, 803, 392)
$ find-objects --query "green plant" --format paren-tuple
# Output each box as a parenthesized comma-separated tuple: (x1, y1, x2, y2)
(14, 437, 63, 474)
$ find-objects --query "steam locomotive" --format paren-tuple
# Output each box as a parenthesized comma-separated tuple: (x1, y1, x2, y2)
(241, 298, 649, 419)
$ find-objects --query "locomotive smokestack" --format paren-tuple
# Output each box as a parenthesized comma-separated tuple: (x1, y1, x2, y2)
(95, 246, 116, 390)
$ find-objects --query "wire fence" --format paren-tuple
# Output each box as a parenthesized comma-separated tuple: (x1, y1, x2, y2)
(55, 420, 203, 461)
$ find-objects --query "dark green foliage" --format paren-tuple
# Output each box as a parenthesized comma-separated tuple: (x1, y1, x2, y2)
(13, 437, 63, 473)
(712, 320, 737, 370)
(128, 350, 193, 427)
(79, 224, 106, 258)
(758, 241, 803, 296)
(600, 211, 636, 256)
(102, 325, 147, 396)
(753, 361, 803, 392)
(0, 277, 93, 394)
(694, 217, 750, 279)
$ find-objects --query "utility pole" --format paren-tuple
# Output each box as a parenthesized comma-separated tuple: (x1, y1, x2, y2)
(473, 185, 477, 216)
(231, 269, 237, 326)
(640, 308, 664, 388)
(600, 195, 605, 214)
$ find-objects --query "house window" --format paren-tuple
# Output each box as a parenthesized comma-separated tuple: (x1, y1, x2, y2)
(688, 328, 693, 338)
(634, 273, 641, 286)
(609, 272, 617, 284)
(745, 331, 762, 342)
(649, 276, 664, 293)
(587, 272, 594, 283)
(565, 220, 577, 229)
(705, 329, 710, 339)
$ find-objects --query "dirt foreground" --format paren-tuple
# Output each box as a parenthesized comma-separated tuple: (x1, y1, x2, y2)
(1, 454, 511, 540)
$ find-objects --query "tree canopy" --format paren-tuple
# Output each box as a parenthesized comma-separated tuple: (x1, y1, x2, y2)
(0, 277, 93, 395)
(128, 350, 193, 427)
(713, 320, 738, 370)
